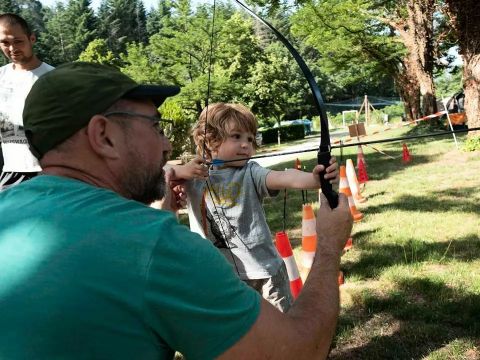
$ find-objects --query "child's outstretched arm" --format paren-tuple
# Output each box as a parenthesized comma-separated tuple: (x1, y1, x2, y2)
(266, 156, 339, 190)
(170, 156, 209, 181)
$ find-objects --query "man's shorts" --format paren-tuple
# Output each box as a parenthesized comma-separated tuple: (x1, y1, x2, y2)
(243, 263, 294, 312)
(0, 171, 38, 191)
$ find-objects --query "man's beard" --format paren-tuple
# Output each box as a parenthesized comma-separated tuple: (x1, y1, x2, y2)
(121, 149, 166, 204)
(11, 52, 33, 65)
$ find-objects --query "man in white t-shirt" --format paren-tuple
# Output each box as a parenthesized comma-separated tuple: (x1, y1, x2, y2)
(0, 13, 54, 191)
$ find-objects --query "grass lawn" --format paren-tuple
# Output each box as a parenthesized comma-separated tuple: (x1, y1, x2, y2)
(264, 126, 480, 359)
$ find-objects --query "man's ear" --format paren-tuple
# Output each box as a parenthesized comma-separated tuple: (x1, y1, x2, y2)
(86, 115, 123, 160)
(29, 33, 36, 45)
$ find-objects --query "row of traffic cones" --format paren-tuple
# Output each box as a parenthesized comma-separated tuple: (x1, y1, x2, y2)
(276, 141, 413, 297)
(359, 142, 412, 166)
(275, 152, 374, 297)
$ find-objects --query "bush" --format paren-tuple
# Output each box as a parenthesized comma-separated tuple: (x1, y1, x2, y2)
(312, 113, 342, 130)
(160, 100, 194, 159)
(261, 124, 305, 144)
(381, 103, 404, 122)
(463, 135, 480, 152)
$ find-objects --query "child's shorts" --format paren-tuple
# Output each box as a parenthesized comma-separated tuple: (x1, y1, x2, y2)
(243, 263, 293, 312)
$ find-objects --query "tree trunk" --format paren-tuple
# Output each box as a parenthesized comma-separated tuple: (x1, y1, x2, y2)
(402, 0, 437, 117)
(394, 66, 421, 121)
(444, 0, 480, 137)
(463, 54, 480, 134)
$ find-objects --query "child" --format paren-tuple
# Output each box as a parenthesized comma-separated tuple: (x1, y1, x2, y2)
(174, 103, 338, 312)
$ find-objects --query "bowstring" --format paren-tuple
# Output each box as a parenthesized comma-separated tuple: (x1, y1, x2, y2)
(204, 0, 240, 275)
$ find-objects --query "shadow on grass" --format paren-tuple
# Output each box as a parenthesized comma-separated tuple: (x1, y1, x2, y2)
(361, 190, 386, 200)
(331, 277, 480, 359)
(343, 233, 480, 279)
(363, 187, 480, 216)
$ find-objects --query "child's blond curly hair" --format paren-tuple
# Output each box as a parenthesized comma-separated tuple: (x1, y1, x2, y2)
(192, 102, 258, 160)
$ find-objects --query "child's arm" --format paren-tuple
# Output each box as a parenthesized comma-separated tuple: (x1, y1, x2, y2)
(266, 156, 339, 190)
(170, 156, 209, 181)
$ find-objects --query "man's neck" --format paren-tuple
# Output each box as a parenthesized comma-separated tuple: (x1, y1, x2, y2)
(12, 56, 42, 71)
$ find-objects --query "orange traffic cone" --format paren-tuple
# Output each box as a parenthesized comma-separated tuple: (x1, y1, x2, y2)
(357, 158, 369, 184)
(301, 204, 316, 270)
(356, 145, 367, 168)
(343, 237, 353, 252)
(275, 231, 303, 298)
(402, 143, 412, 163)
(339, 165, 364, 222)
(338, 271, 345, 286)
(294, 158, 302, 170)
(346, 159, 367, 203)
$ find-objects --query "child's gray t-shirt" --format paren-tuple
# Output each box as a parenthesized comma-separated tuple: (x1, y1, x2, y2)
(186, 161, 283, 280)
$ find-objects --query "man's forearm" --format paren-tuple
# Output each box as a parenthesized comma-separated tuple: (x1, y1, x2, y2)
(286, 251, 341, 358)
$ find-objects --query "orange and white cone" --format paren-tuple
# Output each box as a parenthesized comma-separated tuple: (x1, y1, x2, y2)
(275, 231, 303, 298)
(339, 165, 364, 222)
(346, 159, 366, 204)
(338, 271, 345, 286)
(356, 145, 367, 168)
(301, 204, 317, 270)
(343, 237, 353, 252)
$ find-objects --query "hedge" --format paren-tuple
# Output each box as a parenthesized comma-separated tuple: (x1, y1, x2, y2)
(261, 124, 305, 144)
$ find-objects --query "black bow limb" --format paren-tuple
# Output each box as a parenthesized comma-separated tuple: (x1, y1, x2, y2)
(235, 0, 338, 208)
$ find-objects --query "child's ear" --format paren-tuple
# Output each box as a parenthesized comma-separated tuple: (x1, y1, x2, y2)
(210, 148, 218, 158)
(206, 142, 217, 155)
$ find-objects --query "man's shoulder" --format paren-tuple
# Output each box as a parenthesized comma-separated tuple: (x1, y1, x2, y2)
(0, 63, 12, 76)
(33, 62, 55, 76)
(40, 62, 55, 71)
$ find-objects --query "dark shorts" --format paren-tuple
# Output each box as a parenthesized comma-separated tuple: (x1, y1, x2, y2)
(0, 171, 38, 191)
(243, 264, 293, 312)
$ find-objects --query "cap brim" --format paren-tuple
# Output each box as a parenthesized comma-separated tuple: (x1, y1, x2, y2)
(125, 85, 181, 107)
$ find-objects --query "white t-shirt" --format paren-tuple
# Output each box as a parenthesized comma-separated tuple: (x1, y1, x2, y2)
(0, 62, 54, 172)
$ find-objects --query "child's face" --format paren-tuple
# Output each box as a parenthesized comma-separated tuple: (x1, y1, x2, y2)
(211, 122, 255, 167)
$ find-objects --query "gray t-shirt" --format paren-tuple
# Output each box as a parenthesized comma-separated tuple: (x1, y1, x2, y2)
(186, 161, 283, 280)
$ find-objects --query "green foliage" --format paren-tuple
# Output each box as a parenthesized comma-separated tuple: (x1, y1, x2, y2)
(261, 124, 305, 144)
(120, 42, 162, 82)
(291, 0, 403, 99)
(146, 0, 172, 36)
(42, 0, 97, 65)
(78, 38, 118, 66)
(435, 68, 463, 99)
(0, 0, 19, 13)
(160, 99, 193, 158)
(245, 42, 310, 123)
(97, 0, 147, 55)
(463, 136, 480, 152)
(381, 103, 404, 121)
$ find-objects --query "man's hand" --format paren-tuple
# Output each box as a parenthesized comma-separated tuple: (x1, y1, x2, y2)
(151, 168, 187, 213)
(316, 192, 353, 256)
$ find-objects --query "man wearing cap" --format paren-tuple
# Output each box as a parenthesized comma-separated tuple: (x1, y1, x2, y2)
(0, 62, 353, 359)
(0, 13, 54, 190)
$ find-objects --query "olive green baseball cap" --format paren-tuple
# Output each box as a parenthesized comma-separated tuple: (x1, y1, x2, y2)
(23, 62, 180, 159)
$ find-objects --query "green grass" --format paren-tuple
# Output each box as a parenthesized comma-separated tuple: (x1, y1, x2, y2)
(263, 126, 480, 359)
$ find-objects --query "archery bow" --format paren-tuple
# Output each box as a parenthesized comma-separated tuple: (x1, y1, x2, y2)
(235, 0, 338, 209)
